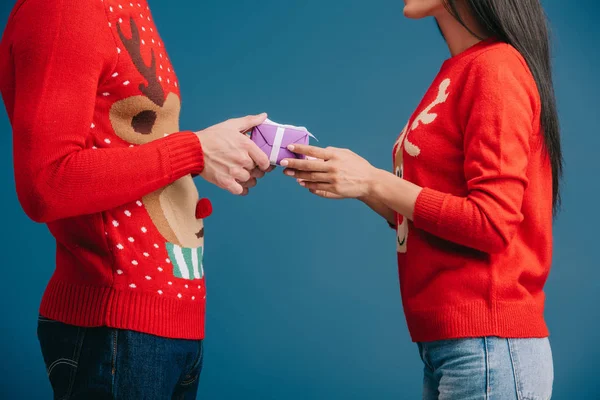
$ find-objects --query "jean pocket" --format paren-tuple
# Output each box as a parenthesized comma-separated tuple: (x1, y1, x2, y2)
(180, 340, 204, 387)
(37, 317, 86, 400)
(508, 338, 554, 400)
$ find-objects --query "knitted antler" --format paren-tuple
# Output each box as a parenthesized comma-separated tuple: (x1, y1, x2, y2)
(117, 17, 165, 107)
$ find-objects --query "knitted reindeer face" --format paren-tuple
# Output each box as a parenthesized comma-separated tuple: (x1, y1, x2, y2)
(108, 17, 205, 266)
(109, 17, 181, 144)
(394, 125, 409, 253)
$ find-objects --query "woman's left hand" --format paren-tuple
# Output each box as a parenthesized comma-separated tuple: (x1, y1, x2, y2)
(281, 144, 377, 199)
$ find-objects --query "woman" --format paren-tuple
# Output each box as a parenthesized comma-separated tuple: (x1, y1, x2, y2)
(282, 0, 561, 398)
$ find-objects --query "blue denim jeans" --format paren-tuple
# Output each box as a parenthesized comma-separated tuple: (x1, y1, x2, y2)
(418, 337, 553, 400)
(37, 316, 203, 400)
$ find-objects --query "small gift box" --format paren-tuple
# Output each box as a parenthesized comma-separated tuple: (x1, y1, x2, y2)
(250, 119, 315, 166)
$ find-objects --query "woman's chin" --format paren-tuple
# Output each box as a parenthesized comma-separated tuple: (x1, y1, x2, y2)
(403, 6, 427, 19)
(403, 3, 444, 20)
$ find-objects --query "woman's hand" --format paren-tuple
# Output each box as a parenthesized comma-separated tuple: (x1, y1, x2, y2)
(281, 144, 378, 199)
(281, 143, 423, 221)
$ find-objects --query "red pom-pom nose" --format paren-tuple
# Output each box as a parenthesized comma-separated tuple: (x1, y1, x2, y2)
(195, 198, 213, 219)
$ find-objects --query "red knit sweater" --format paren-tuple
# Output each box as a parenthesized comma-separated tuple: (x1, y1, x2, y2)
(393, 39, 553, 342)
(0, 0, 211, 339)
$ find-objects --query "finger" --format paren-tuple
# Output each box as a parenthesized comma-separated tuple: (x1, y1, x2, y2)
(241, 178, 257, 189)
(286, 144, 333, 160)
(240, 187, 250, 196)
(250, 168, 265, 179)
(280, 158, 331, 172)
(298, 181, 335, 192)
(310, 189, 345, 199)
(266, 165, 276, 173)
(235, 113, 268, 133)
(224, 179, 244, 195)
(231, 168, 251, 182)
(240, 155, 255, 171)
(245, 139, 271, 171)
(283, 169, 331, 183)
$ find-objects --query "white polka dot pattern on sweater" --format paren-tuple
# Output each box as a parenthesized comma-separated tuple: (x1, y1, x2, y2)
(95, 0, 205, 301)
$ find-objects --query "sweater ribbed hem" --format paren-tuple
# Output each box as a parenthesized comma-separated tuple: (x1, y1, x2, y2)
(405, 300, 548, 343)
(162, 131, 205, 180)
(39, 278, 205, 340)
(413, 188, 447, 231)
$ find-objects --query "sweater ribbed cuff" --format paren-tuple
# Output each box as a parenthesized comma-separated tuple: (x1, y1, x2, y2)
(413, 187, 447, 230)
(162, 131, 204, 180)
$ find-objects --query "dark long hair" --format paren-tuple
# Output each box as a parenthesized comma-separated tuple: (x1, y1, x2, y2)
(443, 0, 563, 214)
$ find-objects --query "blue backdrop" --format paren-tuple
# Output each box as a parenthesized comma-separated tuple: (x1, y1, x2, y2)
(1, 0, 598, 398)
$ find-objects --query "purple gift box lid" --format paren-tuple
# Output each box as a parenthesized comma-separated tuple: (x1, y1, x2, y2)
(250, 119, 316, 166)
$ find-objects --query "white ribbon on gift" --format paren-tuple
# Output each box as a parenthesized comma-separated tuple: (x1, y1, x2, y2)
(262, 119, 317, 165)
(269, 126, 286, 164)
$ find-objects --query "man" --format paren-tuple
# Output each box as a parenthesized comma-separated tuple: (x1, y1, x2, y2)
(0, 0, 270, 398)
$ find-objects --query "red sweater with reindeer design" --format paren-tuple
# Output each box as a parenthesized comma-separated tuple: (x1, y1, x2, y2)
(392, 39, 553, 342)
(0, 0, 211, 339)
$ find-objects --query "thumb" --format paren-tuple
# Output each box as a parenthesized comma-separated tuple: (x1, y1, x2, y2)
(236, 113, 268, 133)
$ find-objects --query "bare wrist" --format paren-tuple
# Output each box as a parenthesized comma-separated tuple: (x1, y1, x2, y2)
(366, 168, 386, 199)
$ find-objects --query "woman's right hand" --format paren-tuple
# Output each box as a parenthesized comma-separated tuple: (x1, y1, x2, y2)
(303, 181, 395, 224)
(281, 145, 396, 223)
(304, 186, 346, 200)
(281, 144, 378, 199)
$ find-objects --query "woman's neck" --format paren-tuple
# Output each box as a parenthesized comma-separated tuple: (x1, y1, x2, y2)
(435, 6, 488, 57)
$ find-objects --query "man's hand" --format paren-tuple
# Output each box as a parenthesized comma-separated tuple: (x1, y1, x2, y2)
(236, 165, 276, 196)
(196, 114, 271, 195)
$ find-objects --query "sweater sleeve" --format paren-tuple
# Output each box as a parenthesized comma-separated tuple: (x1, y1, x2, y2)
(412, 52, 539, 253)
(8, 0, 204, 223)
